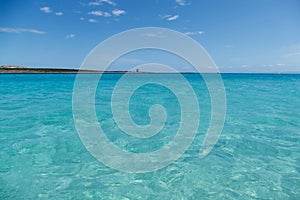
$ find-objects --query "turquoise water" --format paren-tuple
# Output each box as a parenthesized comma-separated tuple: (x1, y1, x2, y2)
(0, 74, 299, 199)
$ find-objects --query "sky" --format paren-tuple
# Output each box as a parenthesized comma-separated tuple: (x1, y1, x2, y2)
(0, 0, 300, 73)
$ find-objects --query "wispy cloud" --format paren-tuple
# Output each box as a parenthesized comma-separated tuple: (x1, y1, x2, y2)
(66, 34, 75, 39)
(40, 6, 52, 13)
(89, 0, 116, 6)
(55, 11, 63, 16)
(263, 63, 286, 67)
(175, 0, 191, 6)
(161, 14, 179, 21)
(89, 1, 101, 6)
(88, 19, 98, 23)
(88, 9, 126, 17)
(184, 31, 204, 36)
(102, 0, 116, 6)
(112, 9, 126, 16)
(262, 64, 273, 67)
(167, 15, 179, 21)
(40, 7, 63, 16)
(88, 10, 111, 17)
(0, 27, 46, 34)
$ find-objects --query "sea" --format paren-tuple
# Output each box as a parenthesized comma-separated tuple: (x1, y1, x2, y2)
(0, 73, 299, 199)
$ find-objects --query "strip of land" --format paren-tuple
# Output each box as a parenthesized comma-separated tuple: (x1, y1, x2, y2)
(0, 66, 190, 74)
(0, 66, 131, 74)
(1, 65, 297, 74)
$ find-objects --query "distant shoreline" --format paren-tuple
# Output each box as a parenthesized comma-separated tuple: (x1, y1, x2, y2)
(0, 67, 138, 74)
(0, 67, 207, 74)
(0, 67, 299, 74)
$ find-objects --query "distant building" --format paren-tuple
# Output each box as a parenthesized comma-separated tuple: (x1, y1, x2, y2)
(136, 68, 139, 73)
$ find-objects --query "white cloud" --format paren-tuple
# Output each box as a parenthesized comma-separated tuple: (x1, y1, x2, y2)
(88, 10, 111, 17)
(184, 31, 204, 36)
(175, 0, 191, 6)
(0, 27, 46, 34)
(88, 9, 126, 17)
(80, 17, 85, 20)
(66, 34, 75, 39)
(89, 2, 101, 6)
(262, 64, 286, 67)
(102, 0, 116, 6)
(88, 19, 97, 23)
(262, 64, 273, 67)
(55, 11, 63, 16)
(167, 15, 179, 21)
(89, 0, 116, 6)
(40, 7, 52, 13)
(161, 14, 179, 21)
(112, 9, 126, 16)
(40, 7, 63, 16)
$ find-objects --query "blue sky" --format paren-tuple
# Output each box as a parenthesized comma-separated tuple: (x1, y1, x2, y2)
(0, 0, 300, 72)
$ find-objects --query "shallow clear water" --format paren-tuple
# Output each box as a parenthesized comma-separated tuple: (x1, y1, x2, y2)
(0, 74, 299, 199)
